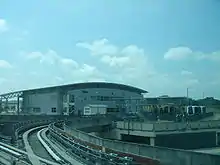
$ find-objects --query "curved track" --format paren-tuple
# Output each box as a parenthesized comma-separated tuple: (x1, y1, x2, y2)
(23, 126, 45, 165)
(23, 125, 60, 165)
(37, 128, 64, 163)
(41, 128, 84, 165)
(29, 129, 54, 162)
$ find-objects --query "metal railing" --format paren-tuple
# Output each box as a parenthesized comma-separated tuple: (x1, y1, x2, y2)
(50, 121, 220, 165)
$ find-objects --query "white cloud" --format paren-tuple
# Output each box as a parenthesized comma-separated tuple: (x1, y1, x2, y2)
(0, 19, 8, 33)
(76, 39, 154, 83)
(181, 70, 193, 76)
(60, 58, 78, 67)
(25, 50, 78, 67)
(164, 47, 220, 62)
(197, 51, 220, 61)
(20, 49, 104, 89)
(0, 38, 219, 98)
(0, 60, 12, 69)
(76, 39, 118, 56)
(76, 39, 184, 96)
(164, 47, 193, 60)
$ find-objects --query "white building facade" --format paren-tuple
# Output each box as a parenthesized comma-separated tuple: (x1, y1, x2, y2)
(22, 82, 147, 115)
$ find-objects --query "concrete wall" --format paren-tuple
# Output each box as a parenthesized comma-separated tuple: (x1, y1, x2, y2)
(22, 86, 143, 116)
(61, 125, 220, 165)
(66, 88, 143, 115)
(23, 91, 61, 115)
(117, 120, 220, 133)
(156, 131, 216, 149)
(121, 134, 151, 145)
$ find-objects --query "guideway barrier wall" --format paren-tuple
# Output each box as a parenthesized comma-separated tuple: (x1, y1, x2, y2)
(53, 122, 220, 165)
(116, 120, 220, 132)
(13, 119, 59, 141)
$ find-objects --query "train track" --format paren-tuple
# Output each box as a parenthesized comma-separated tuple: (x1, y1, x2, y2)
(37, 128, 72, 165)
(0, 142, 30, 165)
(49, 123, 139, 165)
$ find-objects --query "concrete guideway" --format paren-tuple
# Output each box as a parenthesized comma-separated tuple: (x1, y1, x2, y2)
(0, 151, 13, 165)
(193, 147, 220, 155)
(0, 141, 60, 165)
(41, 128, 84, 165)
(0, 150, 29, 165)
(37, 128, 63, 163)
(23, 126, 45, 165)
(23, 125, 60, 165)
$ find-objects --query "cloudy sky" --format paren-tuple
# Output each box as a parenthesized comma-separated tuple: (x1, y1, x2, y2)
(0, 0, 220, 99)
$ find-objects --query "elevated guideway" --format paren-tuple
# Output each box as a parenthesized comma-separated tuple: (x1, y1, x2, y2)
(49, 120, 220, 165)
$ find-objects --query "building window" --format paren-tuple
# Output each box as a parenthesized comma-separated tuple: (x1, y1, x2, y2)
(82, 90, 88, 93)
(51, 107, 57, 113)
(63, 95, 67, 102)
(33, 107, 41, 113)
(69, 94, 75, 103)
(69, 105, 75, 112)
(63, 107, 67, 113)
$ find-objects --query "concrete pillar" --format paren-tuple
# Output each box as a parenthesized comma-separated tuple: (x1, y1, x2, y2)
(5, 98, 8, 111)
(17, 96, 20, 115)
(150, 137, 155, 146)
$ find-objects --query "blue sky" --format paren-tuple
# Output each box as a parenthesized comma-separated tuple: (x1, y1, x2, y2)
(0, 0, 220, 99)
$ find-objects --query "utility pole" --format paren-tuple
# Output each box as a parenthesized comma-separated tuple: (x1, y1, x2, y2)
(187, 88, 189, 98)
(202, 92, 205, 99)
(186, 87, 190, 105)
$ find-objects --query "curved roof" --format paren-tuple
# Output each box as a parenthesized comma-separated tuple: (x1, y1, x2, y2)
(23, 82, 148, 94)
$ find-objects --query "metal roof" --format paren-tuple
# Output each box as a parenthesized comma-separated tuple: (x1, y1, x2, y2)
(0, 82, 148, 98)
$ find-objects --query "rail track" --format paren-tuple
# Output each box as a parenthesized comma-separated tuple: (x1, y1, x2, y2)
(49, 123, 139, 165)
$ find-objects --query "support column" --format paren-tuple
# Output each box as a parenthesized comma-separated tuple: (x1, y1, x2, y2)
(17, 96, 20, 115)
(5, 98, 8, 111)
(216, 132, 219, 146)
(150, 137, 155, 146)
(0, 98, 2, 112)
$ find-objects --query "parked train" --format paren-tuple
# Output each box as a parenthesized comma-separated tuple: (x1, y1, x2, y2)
(185, 106, 206, 116)
(142, 104, 207, 116)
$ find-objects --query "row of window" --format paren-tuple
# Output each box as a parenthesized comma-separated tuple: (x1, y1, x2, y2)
(63, 94, 126, 103)
(90, 96, 123, 101)
(32, 107, 57, 113)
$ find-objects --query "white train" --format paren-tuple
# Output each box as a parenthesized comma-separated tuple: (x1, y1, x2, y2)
(185, 106, 206, 115)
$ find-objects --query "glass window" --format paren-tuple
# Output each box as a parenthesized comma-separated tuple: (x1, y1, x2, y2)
(63, 107, 67, 113)
(164, 106, 169, 113)
(63, 94, 67, 102)
(195, 106, 201, 114)
(188, 106, 193, 114)
(51, 107, 56, 113)
(69, 94, 75, 102)
(170, 106, 175, 114)
(33, 107, 41, 112)
(202, 106, 206, 113)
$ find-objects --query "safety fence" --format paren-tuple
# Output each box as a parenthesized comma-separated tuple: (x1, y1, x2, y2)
(51, 122, 220, 165)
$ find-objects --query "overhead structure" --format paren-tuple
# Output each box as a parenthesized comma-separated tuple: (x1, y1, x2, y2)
(0, 91, 23, 99)
(0, 91, 23, 115)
